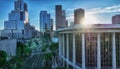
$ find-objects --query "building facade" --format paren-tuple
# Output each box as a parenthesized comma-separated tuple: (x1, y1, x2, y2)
(40, 11, 51, 33)
(24, 23, 38, 38)
(112, 14, 120, 24)
(74, 8, 85, 24)
(58, 24, 120, 69)
(2, 0, 37, 39)
(4, 0, 28, 39)
(55, 5, 67, 30)
(0, 39, 16, 56)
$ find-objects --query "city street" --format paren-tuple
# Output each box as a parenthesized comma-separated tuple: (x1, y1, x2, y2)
(22, 36, 53, 69)
(23, 54, 44, 69)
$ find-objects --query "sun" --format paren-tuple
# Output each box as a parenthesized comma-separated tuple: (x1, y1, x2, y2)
(84, 13, 99, 25)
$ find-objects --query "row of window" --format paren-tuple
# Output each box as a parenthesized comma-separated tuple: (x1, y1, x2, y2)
(60, 32, 120, 68)
(85, 33, 97, 67)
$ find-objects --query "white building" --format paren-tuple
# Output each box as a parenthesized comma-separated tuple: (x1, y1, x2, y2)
(0, 39, 16, 56)
(58, 24, 120, 69)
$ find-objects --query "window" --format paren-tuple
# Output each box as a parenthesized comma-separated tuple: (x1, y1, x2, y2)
(101, 33, 112, 68)
(64, 34, 67, 58)
(75, 33, 82, 67)
(69, 33, 73, 62)
(115, 33, 120, 68)
(85, 33, 97, 68)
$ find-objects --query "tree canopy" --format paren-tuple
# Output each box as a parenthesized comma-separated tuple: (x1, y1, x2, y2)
(0, 50, 7, 68)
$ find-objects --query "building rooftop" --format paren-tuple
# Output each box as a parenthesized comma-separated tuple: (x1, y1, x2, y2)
(57, 24, 120, 32)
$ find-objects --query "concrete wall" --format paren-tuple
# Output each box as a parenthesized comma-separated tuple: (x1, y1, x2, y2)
(0, 39, 16, 56)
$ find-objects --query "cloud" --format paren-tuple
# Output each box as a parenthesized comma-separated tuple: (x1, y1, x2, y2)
(66, 8, 74, 11)
(66, 5, 120, 22)
(66, 14, 74, 22)
(87, 4, 120, 14)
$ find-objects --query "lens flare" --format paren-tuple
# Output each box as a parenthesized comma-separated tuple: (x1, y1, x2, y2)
(84, 14, 99, 24)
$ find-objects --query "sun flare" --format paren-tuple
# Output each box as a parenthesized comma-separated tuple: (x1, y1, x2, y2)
(84, 14, 99, 25)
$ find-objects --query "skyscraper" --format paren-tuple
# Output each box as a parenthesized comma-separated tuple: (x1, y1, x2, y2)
(3, 0, 33, 39)
(14, 0, 24, 11)
(61, 10, 67, 27)
(40, 11, 51, 33)
(55, 5, 67, 30)
(24, 3, 28, 11)
(74, 8, 85, 24)
(112, 14, 120, 24)
(50, 19, 53, 31)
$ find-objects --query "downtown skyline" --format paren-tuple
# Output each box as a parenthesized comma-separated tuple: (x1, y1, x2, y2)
(1, 0, 120, 69)
(0, 0, 120, 30)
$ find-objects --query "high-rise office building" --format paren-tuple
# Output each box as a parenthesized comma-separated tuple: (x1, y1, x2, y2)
(56, 5, 62, 30)
(40, 11, 51, 33)
(24, 3, 28, 11)
(3, 0, 35, 39)
(55, 5, 67, 30)
(70, 22, 74, 26)
(61, 10, 67, 27)
(50, 19, 53, 31)
(14, 0, 24, 11)
(112, 14, 120, 24)
(66, 20, 68, 27)
(74, 8, 85, 24)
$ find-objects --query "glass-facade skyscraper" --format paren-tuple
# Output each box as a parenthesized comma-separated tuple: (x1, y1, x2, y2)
(3, 0, 29, 39)
(40, 11, 51, 33)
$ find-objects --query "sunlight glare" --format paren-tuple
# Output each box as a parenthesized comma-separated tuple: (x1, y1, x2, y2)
(84, 13, 99, 25)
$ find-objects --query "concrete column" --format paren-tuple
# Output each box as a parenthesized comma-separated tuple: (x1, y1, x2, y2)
(82, 33, 85, 69)
(66, 33, 69, 68)
(63, 59, 65, 67)
(62, 34, 65, 66)
(58, 34, 61, 56)
(73, 33, 76, 64)
(97, 33, 101, 69)
(112, 32, 116, 69)
(62, 34, 65, 57)
(73, 33, 76, 69)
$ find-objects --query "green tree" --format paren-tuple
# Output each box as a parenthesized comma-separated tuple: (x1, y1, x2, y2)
(0, 50, 7, 68)
(7, 56, 24, 69)
(17, 42, 31, 57)
(43, 53, 52, 69)
(49, 43, 58, 52)
(3, 42, 32, 69)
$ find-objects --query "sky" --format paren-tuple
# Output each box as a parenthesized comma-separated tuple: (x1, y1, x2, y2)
(0, 0, 120, 30)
